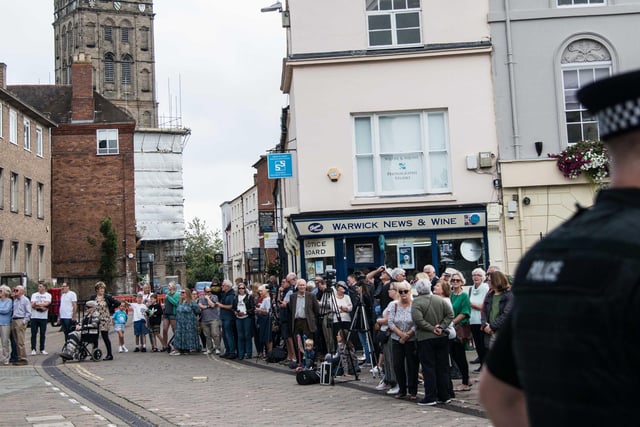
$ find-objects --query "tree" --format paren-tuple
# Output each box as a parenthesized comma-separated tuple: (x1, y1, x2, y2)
(184, 217, 223, 286)
(98, 217, 119, 286)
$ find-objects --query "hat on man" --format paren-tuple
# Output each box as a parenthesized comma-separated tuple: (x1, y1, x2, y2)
(86, 300, 97, 308)
(578, 69, 640, 141)
(443, 267, 457, 276)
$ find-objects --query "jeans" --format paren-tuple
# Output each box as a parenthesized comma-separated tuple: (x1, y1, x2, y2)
(221, 317, 236, 355)
(236, 317, 252, 358)
(391, 339, 419, 396)
(418, 336, 451, 402)
(30, 318, 48, 352)
(358, 330, 372, 364)
(61, 318, 74, 342)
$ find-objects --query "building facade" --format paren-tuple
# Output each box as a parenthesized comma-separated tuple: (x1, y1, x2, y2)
(278, 0, 500, 281)
(53, 0, 158, 128)
(489, 0, 640, 273)
(10, 55, 137, 297)
(0, 64, 56, 289)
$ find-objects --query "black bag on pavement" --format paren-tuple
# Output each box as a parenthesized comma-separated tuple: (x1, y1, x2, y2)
(266, 347, 287, 363)
(296, 369, 320, 385)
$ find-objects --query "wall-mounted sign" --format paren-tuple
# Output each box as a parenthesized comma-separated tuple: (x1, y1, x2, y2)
(259, 211, 275, 232)
(267, 153, 293, 179)
(303, 238, 335, 259)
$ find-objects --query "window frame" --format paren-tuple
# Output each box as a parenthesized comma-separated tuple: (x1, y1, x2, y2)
(0, 102, 3, 139)
(366, 0, 422, 49)
(121, 55, 132, 86)
(104, 53, 115, 84)
(24, 177, 32, 216)
(353, 110, 451, 197)
(23, 118, 31, 151)
(10, 172, 18, 212)
(10, 241, 18, 272)
(104, 25, 113, 42)
(37, 182, 44, 219)
(36, 127, 43, 157)
(562, 62, 611, 144)
(97, 129, 119, 155)
(0, 168, 4, 210)
(9, 109, 18, 144)
(557, 0, 605, 7)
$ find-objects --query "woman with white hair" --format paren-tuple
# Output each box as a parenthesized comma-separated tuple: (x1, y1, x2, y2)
(388, 281, 418, 400)
(469, 268, 489, 371)
(0, 285, 12, 365)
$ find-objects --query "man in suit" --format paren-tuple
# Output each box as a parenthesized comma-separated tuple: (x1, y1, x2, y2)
(290, 279, 320, 363)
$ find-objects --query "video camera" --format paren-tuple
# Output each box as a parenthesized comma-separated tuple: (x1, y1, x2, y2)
(322, 268, 337, 287)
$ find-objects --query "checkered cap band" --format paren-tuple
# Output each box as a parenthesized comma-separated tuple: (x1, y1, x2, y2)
(597, 96, 640, 139)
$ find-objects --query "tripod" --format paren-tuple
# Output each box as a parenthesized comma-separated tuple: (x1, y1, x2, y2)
(322, 287, 359, 384)
(345, 302, 377, 380)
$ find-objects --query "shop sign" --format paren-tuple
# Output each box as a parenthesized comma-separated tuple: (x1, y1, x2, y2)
(294, 212, 485, 237)
(303, 238, 335, 258)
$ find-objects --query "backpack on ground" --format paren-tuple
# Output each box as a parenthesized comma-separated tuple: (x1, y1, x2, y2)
(266, 347, 287, 363)
(296, 369, 320, 385)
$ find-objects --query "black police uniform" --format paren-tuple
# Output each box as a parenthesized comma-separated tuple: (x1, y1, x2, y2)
(486, 188, 640, 426)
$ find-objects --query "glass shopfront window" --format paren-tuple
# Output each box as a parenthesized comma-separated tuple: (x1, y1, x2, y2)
(437, 232, 485, 282)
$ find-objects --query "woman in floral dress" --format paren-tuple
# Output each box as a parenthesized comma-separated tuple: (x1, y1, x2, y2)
(170, 289, 201, 355)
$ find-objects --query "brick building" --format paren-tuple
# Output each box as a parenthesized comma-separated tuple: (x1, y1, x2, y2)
(0, 64, 56, 290)
(10, 54, 137, 297)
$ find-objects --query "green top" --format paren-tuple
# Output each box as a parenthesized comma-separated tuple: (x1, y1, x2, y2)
(489, 293, 502, 323)
(450, 291, 471, 325)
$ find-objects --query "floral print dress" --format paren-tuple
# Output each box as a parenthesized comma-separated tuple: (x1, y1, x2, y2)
(173, 301, 201, 352)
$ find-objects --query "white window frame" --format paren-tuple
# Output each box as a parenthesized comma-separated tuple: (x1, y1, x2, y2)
(0, 102, 3, 139)
(353, 110, 451, 197)
(25, 243, 33, 279)
(0, 240, 4, 274)
(366, 0, 422, 48)
(10, 241, 18, 272)
(562, 63, 611, 144)
(0, 168, 4, 209)
(23, 119, 31, 151)
(97, 129, 119, 155)
(36, 127, 43, 157)
(557, 0, 605, 7)
(38, 245, 45, 281)
(37, 182, 44, 219)
(9, 109, 18, 144)
(24, 177, 32, 216)
(10, 172, 18, 212)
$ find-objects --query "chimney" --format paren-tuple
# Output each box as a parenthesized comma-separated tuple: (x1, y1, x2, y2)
(0, 63, 7, 90)
(71, 53, 94, 122)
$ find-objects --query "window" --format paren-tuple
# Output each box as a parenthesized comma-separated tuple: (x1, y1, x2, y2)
(10, 172, 18, 212)
(104, 25, 113, 42)
(97, 129, 119, 154)
(0, 102, 3, 138)
(561, 39, 611, 143)
(25, 244, 32, 279)
(0, 240, 4, 273)
(366, 0, 421, 48)
(37, 182, 44, 219)
(0, 168, 3, 209)
(9, 109, 17, 144)
(121, 55, 133, 85)
(24, 178, 32, 216)
(36, 127, 43, 156)
(38, 245, 45, 281)
(105, 53, 115, 83)
(121, 27, 129, 43)
(354, 111, 450, 196)
(23, 119, 31, 151)
(10, 241, 18, 271)
(558, 0, 605, 6)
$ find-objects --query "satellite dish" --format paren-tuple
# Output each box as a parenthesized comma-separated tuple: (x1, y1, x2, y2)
(460, 239, 482, 262)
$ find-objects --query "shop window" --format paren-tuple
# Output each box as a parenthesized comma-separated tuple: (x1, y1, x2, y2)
(437, 234, 485, 281)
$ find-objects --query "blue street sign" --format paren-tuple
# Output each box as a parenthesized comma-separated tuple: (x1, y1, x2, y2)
(267, 153, 293, 179)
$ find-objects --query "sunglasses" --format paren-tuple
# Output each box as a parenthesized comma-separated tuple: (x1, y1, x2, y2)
(451, 279, 462, 283)
(398, 290, 410, 294)
(238, 287, 245, 290)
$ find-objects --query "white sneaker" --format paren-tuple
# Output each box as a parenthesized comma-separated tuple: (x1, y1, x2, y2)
(215, 349, 221, 356)
(370, 366, 380, 375)
(375, 380, 391, 391)
(387, 385, 400, 395)
(122, 346, 128, 353)
(31, 350, 37, 356)
(40, 350, 48, 355)
(118, 346, 123, 353)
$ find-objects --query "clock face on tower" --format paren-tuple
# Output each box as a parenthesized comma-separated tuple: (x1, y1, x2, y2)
(113, 1, 122, 10)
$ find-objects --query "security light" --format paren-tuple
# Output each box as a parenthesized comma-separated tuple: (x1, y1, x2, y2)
(261, 1, 282, 12)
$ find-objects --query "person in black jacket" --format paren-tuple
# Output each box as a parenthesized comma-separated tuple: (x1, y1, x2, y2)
(232, 283, 255, 360)
(88, 281, 120, 361)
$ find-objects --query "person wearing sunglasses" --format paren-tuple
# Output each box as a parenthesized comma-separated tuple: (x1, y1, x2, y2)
(387, 281, 418, 401)
(450, 271, 472, 392)
(10, 286, 31, 365)
(232, 283, 255, 360)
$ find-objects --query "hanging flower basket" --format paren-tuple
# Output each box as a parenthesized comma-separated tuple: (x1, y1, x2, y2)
(548, 140, 609, 185)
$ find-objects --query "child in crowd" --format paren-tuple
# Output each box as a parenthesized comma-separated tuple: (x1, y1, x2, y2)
(130, 293, 149, 352)
(146, 294, 163, 352)
(303, 338, 316, 370)
(113, 302, 129, 353)
(325, 329, 359, 376)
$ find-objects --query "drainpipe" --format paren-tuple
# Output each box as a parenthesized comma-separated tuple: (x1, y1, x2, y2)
(505, 0, 521, 159)
(517, 188, 526, 257)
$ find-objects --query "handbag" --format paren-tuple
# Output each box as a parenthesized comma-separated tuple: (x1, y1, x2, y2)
(454, 323, 472, 344)
(376, 329, 391, 345)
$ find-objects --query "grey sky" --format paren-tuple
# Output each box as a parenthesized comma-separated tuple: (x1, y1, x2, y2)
(0, 1, 287, 233)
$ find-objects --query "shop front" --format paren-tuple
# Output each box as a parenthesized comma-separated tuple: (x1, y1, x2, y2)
(292, 206, 488, 282)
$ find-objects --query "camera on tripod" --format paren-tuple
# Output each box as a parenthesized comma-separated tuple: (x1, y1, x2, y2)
(323, 268, 337, 287)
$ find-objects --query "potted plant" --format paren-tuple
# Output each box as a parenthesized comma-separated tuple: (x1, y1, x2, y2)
(548, 140, 609, 186)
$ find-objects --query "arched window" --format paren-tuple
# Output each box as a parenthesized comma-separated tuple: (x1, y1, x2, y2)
(121, 54, 133, 86)
(104, 53, 115, 83)
(561, 38, 612, 143)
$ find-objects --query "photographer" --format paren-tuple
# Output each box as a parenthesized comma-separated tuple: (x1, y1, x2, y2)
(368, 266, 394, 313)
(314, 278, 331, 357)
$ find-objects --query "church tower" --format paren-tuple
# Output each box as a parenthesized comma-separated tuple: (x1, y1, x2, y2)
(53, 0, 157, 128)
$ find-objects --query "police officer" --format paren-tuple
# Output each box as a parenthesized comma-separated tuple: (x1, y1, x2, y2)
(479, 69, 640, 426)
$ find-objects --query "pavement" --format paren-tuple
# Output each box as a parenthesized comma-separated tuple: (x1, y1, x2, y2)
(0, 325, 488, 426)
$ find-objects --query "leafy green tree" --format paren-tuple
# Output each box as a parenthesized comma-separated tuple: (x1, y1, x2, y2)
(98, 217, 119, 286)
(185, 217, 223, 286)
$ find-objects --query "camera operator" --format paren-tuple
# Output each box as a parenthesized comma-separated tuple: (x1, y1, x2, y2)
(367, 266, 394, 313)
(315, 278, 332, 357)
